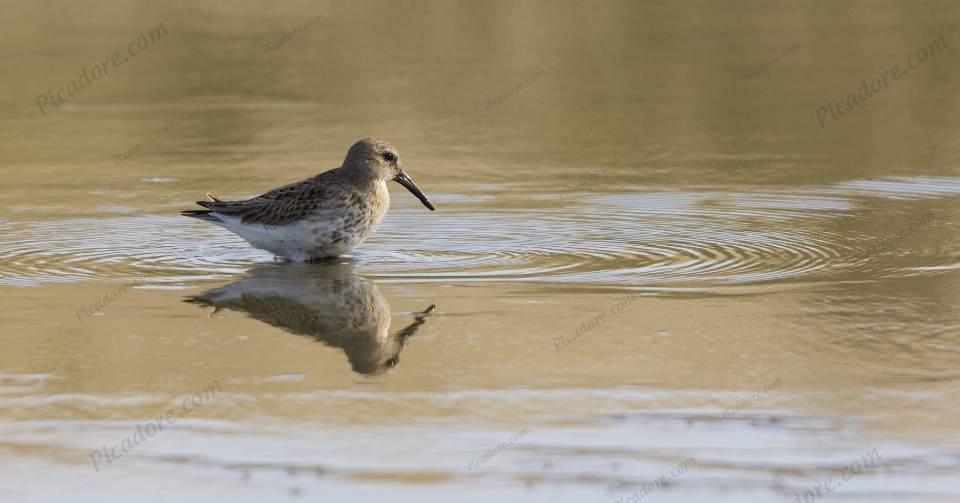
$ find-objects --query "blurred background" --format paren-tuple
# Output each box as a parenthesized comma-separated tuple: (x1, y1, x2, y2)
(1, 1, 959, 501)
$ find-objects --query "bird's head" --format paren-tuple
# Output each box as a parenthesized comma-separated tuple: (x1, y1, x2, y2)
(343, 138, 435, 211)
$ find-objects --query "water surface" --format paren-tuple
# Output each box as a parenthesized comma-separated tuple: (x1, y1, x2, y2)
(1, 2, 959, 501)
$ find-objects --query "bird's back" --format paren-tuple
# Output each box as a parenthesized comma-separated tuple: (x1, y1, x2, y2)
(193, 168, 349, 226)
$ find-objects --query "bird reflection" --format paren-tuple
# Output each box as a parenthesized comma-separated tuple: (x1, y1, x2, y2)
(185, 263, 435, 375)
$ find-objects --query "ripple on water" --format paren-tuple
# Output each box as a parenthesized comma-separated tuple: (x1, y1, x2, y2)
(0, 177, 957, 289)
(0, 216, 252, 286)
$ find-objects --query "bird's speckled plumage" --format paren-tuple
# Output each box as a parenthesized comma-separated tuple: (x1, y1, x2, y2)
(181, 138, 435, 261)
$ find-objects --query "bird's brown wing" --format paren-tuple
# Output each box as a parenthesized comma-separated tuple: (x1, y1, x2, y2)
(195, 169, 343, 226)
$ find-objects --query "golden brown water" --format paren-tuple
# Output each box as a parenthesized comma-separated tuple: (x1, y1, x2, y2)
(2, 1, 959, 501)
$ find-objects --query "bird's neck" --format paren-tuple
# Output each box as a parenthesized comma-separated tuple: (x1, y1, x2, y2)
(339, 164, 382, 188)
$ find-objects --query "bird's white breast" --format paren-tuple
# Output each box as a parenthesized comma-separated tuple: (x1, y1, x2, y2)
(218, 182, 391, 261)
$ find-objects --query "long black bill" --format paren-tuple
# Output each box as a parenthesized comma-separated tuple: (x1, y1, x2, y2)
(394, 171, 436, 211)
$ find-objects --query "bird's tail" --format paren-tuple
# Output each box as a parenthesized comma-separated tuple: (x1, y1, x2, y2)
(182, 192, 227, 223)
(180, 209, 223, 223)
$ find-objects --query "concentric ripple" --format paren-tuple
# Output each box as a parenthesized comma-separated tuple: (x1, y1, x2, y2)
(1, 176, 957, 289)
(368, 192, 852, 286)
(0, 216, 250, 286)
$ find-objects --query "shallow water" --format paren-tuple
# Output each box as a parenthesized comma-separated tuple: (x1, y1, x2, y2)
(2, 2, 960, 502)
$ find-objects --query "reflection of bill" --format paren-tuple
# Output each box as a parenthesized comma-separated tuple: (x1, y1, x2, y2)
(186, 264, 436, 375)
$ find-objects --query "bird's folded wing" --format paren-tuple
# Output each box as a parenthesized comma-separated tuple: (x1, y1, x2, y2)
(195, 171, 340, 226)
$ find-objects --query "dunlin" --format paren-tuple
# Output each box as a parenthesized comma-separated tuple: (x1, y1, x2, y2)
(181, 138, 435, 261)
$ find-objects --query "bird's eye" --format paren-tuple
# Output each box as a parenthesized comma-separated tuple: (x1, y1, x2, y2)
(382, 152, 397, 162)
